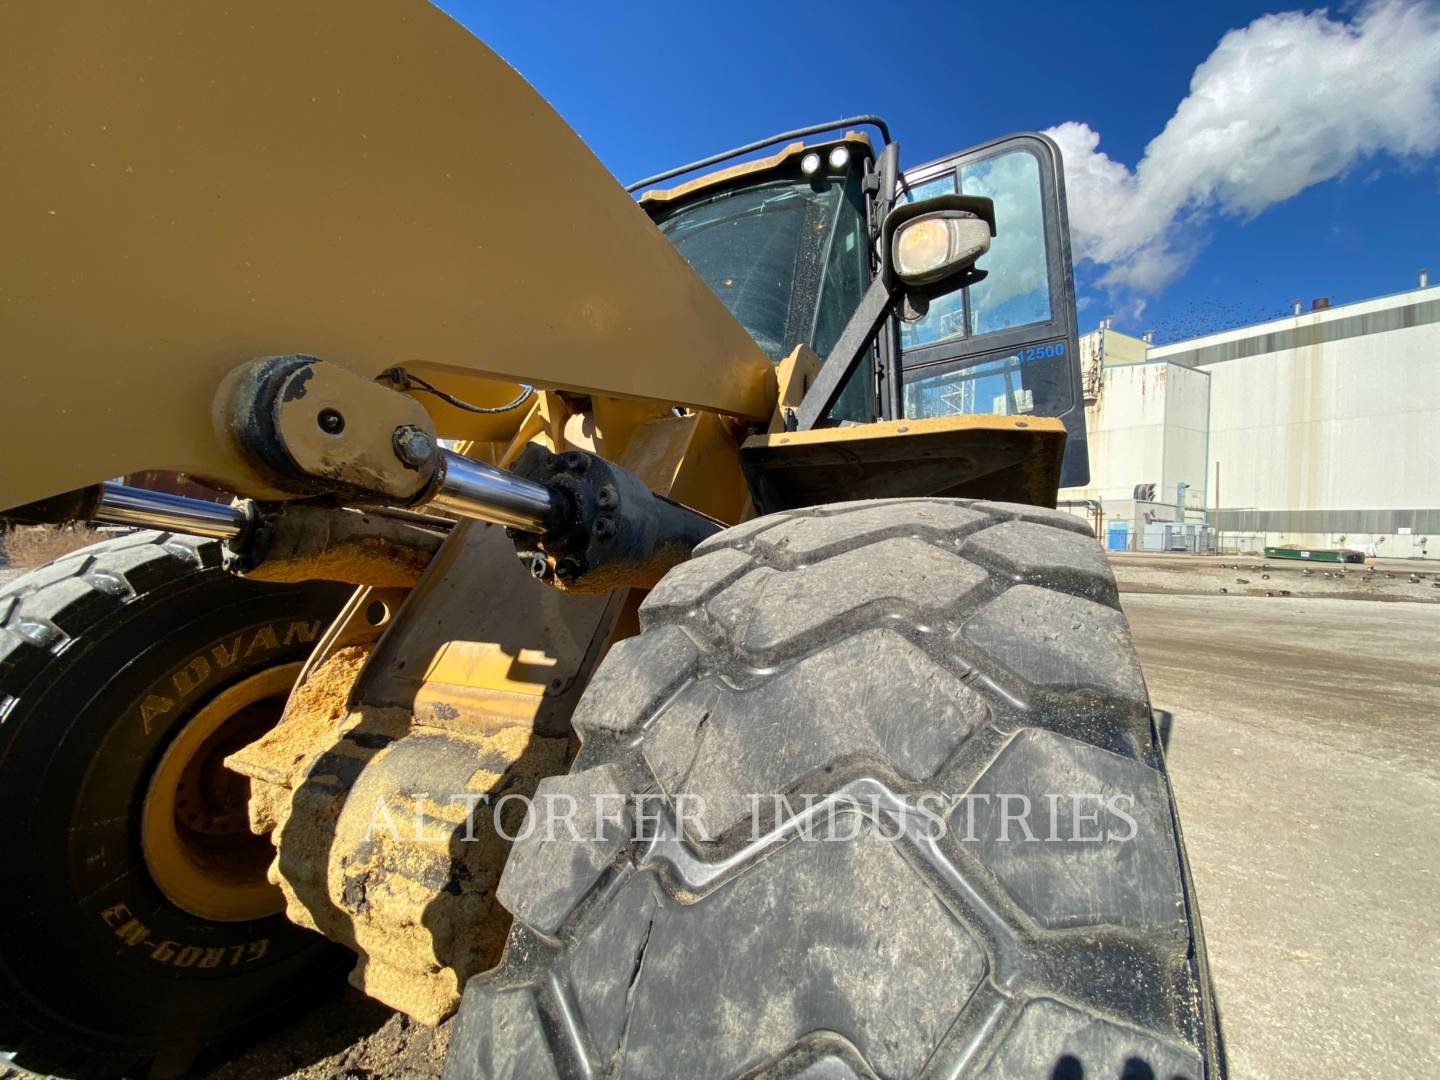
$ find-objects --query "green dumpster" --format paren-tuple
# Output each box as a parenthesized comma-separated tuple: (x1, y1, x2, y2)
(1264, 545, 1365, 564)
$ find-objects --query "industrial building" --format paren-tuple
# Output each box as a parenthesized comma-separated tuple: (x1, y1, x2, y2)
(1060, 275, 1440, 556)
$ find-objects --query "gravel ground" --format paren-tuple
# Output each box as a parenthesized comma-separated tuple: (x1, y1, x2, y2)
(198, 992, 450, 1080)
(1111, 550, 1440, 603)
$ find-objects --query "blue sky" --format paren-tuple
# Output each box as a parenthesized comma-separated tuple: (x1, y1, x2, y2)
(439, 1, 1440, 344)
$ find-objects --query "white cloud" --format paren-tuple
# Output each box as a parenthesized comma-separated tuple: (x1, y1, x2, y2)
(1046, 1, 1440, 299)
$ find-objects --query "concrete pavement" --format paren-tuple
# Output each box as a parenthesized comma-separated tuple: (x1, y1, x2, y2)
(1124, 593, 1440, 1079)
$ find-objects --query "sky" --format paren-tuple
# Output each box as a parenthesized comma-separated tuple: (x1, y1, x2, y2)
(438, 1, 1440, 344)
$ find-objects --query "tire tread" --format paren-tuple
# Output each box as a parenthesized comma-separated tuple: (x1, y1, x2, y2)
(446, 499, 1222, 1079)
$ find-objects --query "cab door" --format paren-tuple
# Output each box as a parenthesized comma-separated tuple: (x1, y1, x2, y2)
(896, 132, 1089, 487)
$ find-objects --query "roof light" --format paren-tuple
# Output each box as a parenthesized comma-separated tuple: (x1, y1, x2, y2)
(828, 145, 850, 170)
(800, 151, 822, 176)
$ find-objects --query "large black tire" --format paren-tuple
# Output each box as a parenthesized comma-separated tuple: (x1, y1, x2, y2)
(446, 499, 1223, 1079)
(0, 531, 350, 1078)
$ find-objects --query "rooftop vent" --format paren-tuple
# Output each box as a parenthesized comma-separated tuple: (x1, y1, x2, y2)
(1422, 268, 1430, 288)
(1311, 297, 1330, 311)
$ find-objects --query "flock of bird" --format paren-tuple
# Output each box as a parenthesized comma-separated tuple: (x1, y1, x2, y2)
(1213, 562, 1435, 595)
(1144, 297, 1310, 346)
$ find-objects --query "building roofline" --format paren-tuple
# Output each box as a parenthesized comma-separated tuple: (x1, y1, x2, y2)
(1147, 280, 1440, 355)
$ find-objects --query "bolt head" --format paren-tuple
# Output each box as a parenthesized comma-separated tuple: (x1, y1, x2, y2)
(596, 485, 619, 509)
(593, 516, 616, 540)
(392, 425, 437, 469)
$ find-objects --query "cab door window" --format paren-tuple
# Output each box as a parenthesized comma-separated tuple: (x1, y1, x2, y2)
(893, 133, 1088, 487)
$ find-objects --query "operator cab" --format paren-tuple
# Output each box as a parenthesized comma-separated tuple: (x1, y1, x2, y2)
(636, 121, 1089, 489)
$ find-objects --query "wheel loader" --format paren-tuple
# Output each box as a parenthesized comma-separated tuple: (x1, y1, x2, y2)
(0, 2, 1222, 1078)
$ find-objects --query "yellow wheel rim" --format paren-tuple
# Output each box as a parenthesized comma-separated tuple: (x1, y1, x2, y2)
(140, 663, 301, 922)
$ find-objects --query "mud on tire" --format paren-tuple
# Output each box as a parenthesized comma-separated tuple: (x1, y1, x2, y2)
(0, 531, 349, 1078)
(446, 499, 1223, 1079)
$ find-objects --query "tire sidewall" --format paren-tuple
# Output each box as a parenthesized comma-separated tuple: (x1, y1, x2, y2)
(0, 561, 348, 1056)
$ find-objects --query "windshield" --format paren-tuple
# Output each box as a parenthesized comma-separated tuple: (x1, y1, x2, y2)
(653, 177, 854, 362)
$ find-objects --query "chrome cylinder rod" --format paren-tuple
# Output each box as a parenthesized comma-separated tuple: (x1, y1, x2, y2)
(95, 482, 250, 540)
(426, 449, 557, 532)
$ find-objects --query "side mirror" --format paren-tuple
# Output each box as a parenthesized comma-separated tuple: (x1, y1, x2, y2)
(882, 194, 996, 290)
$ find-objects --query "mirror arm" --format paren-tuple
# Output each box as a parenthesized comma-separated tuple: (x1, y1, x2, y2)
(880, 301, 904, 423)
(794, 275, 898, 431)
(869, 141, 901, 240)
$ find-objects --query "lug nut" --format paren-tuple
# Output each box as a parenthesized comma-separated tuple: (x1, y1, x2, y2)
(560, 451, 587, 472)
(392, 425, 437, 469)
(593, 516, 616, 540)
(596, 485, 619, 509)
